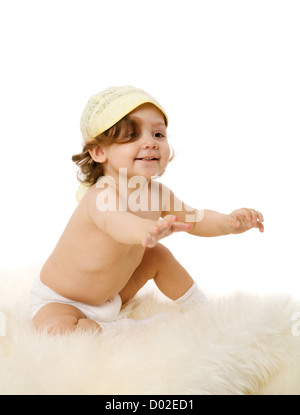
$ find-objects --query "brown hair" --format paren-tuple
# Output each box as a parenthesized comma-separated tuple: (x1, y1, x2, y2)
(72, 115, 172, 186)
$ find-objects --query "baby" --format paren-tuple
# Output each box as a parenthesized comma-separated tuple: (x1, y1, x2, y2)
(30, 86, 264, 334)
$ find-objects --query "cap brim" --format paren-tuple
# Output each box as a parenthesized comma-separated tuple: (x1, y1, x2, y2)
(83, 91, 168, 142)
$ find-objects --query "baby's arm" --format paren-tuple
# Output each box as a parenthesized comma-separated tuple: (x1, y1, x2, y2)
(188, 208, 264, 236)
(161, 186, 264, 237)
(140, 215, 192, 247)
(89, 209, 191, 246)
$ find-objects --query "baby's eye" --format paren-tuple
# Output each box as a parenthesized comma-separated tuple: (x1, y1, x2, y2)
(126, 132, 139, 139)
(154, 132, 166, 139)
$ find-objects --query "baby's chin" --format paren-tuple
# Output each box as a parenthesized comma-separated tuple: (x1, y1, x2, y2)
(132, 161, 168, 178)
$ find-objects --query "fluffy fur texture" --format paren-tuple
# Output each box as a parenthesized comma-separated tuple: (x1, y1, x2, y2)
(1, 264, 300, 395)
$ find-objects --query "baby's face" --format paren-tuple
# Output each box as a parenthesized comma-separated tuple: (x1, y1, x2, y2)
(102, 103, 171, 181)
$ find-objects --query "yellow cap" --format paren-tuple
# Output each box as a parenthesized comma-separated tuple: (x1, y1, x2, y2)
(80, 86, 168, 143)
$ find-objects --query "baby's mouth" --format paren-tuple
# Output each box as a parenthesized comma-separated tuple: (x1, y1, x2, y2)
(134, 157, 159, 161)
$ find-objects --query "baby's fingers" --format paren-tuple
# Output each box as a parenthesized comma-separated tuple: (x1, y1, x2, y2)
(171, 222, 193, 232)
(249, 209, 264, 231)
(152, 219, 172, 234)
(257, 211, 264, 222)
(142, 220, 173, 247)
(161, 215, 192, 232)
(142, 237, 152, 247)
(235, 209, 262, 227)
(257, 221, 264, 233)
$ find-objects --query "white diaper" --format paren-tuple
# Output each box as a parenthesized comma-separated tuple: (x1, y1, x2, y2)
(30, 275, 122, 328)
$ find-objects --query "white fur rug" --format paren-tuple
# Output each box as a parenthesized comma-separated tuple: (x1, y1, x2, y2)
(1, 264, 300, 395)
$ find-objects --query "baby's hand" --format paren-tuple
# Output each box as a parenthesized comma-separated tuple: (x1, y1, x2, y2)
(142, 215, 192, 248)
(227, 208, 264, 234)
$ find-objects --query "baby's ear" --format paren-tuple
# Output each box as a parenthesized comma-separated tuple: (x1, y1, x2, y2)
(89, 145, 107, 163)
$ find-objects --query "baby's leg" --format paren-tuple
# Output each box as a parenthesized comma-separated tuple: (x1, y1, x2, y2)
(33, 303, 101, 335)
(119, 243, 203, 305)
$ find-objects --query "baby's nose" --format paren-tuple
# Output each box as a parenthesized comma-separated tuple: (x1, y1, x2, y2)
(141, 134, 158, 148)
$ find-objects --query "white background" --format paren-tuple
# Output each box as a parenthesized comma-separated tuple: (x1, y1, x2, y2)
(0, 0, 299, 297)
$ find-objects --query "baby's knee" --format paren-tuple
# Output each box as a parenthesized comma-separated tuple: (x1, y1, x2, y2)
(147, 242, 174, 263)
(38, 314, 79, 335)
(76, 318, 101, 332)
